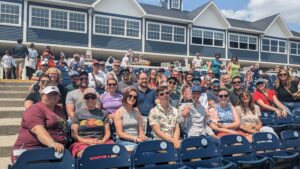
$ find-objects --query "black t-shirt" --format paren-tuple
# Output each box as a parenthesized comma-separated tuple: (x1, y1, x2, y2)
(275, 80, 299, 102)
(25, 92, 41, 103)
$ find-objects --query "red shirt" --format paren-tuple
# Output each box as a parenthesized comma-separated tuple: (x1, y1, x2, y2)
(13, 102, 67, 149)
(252, 89, 275, 111)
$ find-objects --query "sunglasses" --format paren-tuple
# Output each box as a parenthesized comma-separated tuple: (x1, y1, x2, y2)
(107, 83, 117, 87)
(40, 80, 50, 84)
(79, 77, 88, 81)
(128, 95, 137, 100)
(279, 73, 287, 77)
(208, 72, 214, 75)
(218, 94, 229, 98)
(114, 65, 120, 67)
(256, 82, 264, 86)
(84, 94, 97, 100)
(241, 94, 250, 98)
(168, 81, 177, 85)
(159, 91, 169, 96)
(232, 81, 241, 85)
(122, 72, 129, 76)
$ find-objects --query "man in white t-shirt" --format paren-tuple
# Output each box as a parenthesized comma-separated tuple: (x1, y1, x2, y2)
(88, 60, 106, 93)
(192, 52, 203, 69)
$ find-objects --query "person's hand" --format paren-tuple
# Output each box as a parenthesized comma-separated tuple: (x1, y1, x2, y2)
(182, 106, 190, 118)
(281, 109, 288, 117)
(274, 109, 282, 117)
(108, 114, 114, 119)
(138, 134, 148, 141)
(96, 140, 105, 144)
(216, 122, 223, 128)
(83, 138, 99, 146)
(48, 141, 64, 154)
(172, 139, 181, 149)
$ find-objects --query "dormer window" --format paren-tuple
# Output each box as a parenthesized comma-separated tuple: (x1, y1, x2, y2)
(171, 0, 180, 9)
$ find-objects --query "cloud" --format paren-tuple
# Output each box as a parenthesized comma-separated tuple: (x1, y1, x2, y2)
(221, 0, 300, 30)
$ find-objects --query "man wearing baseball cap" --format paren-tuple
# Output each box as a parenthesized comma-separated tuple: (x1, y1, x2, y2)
(66, 71, 79, 92)
(32, 60, 49, 81)
(66, 71, 100, 118)
(88, 60, 106, 94)
(207, 78, 221, 107)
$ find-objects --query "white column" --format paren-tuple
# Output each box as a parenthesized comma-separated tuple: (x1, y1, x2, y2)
(88, 11, 92, 48)
(142, 17, 145, 53)
(225, 29, 228, 59)
(22, 0, 28, 42)
(186, 24, 190, 67)
(258, 34, 262, 62)
(86, 50, 92, 59)
(287, 39, 290, 65)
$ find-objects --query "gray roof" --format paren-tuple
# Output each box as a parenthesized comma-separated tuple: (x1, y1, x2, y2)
(57, 0, 97, 5)
(140, 3, 190, 20)
(291, 31, 300, 38)
(187, 1, 211, 19)
(226, 14, 278, 32)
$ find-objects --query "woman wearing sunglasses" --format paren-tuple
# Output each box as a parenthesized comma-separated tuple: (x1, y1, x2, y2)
(70, 88, 113, 158)
(114, 87, 148, 151)
(253, 78, 289, 117)
(209, 89, 248, 138)
(100, 78, 123, 120)
(236, 91, 277, 142)
(274, 68, 300, 110)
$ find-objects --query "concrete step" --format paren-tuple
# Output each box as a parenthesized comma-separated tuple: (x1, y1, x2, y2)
(0, 135, 17, 147)
(0, 86, 29, 91)
(0, 91, 28, 99)
(0, 147, 11, 158)
(0, 157, 11, 169)
(0, 99, 24, 107)
(0, 111, 23, 119)
(0, 125, 20, 136)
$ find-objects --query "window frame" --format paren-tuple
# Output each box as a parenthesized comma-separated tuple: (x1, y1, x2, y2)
(29, 5, 87, 34)
(146, 21, 186, 44)
(191, 28, 225, 48)
(0, 1, 22, 27)
(228, 33, 258, 51)
(93, 14, 141, 39)
(261, 37, 286, 54)
(290, 42, 300, 56)
(171, 0, 181, 9)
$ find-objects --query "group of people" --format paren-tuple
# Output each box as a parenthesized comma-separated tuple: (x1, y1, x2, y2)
(10, 50, 300, 164)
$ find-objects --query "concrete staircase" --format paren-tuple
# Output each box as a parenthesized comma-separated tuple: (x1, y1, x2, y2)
(0, 80, 32, 169)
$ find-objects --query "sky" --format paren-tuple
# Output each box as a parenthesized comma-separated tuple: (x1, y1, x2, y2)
(138, 0, 300, 32)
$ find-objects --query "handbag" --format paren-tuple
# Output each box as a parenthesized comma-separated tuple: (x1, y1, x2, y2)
(284, 87, 300, 100)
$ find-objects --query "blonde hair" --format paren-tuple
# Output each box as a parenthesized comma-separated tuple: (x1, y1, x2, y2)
(274, 68, 292, 89)
(45, 68, 62, 83)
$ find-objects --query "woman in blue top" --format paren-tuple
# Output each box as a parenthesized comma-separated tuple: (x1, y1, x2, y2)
(208, 89, 249, 138)
(209, 53, 224, 79)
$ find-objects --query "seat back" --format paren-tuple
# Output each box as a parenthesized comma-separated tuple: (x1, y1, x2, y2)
(252, 132, 284, 156)
(280, 130, 300, 152)
(261, 112, 276, 126)
(220, 135, 256, 162)
(292, 107, 300, 116)
(11, 148, 75, 169)
(78, 144, 131, 169)
(133, 140, 179, 169)
(276, 114, 293, 125)
(180, 136, 222, 168)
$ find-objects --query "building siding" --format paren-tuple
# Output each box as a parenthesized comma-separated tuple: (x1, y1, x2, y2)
(228, 49, 259, 61)
(290, 55, 300, 65)
(92, 35, 142, 51)
(190, 45, 225, 58)
(261, 52, 287, 63)
(27, 2, 88, 47)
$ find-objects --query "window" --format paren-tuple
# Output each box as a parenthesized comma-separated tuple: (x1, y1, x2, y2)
(191, 28, 224, 47)
(262, 38, 286, 54)
(229, 34, 238, 48)
(0, 2, 21, 26)
(146, 22, 186, 44)
(228, 33, 257, 51)
(94, 15, 141, 39)
(30, 6, 87, 33)
(290, 42, 300, 56)
(171, 0, 180, 9)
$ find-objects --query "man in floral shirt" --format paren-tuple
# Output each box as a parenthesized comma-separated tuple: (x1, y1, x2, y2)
(149, 86, 181, 148)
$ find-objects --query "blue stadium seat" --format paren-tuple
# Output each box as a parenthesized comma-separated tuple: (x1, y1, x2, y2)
(261, 112, 291, 134)
(292, 107, 300, 116)
(133, 140, 180, 169)
(281, 130, 300, 154)
(260, 111, 276, 126)
(252, 132, 299, 168)
(180, 136, 235, 169)
(77, 144, 131, 169)
(219, 135, 270, 169)
(10, 148, 75, 169)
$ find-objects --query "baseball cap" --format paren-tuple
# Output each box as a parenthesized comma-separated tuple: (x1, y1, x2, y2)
(120, 68, 130, 75)
(83, 88, 97, 96)
(192, 85, 202, 92)
(42, 86, 60, 95)
(69, 71, 79, 77)
(158, 68, 165, 73)
(40, 60, 48, 66)
(255, 78, 266, 86)
(167, 77, 177, 82)
(79, 71, 88, 77)
(211, 78, 220, 84)
(92, 60, 100, 65)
